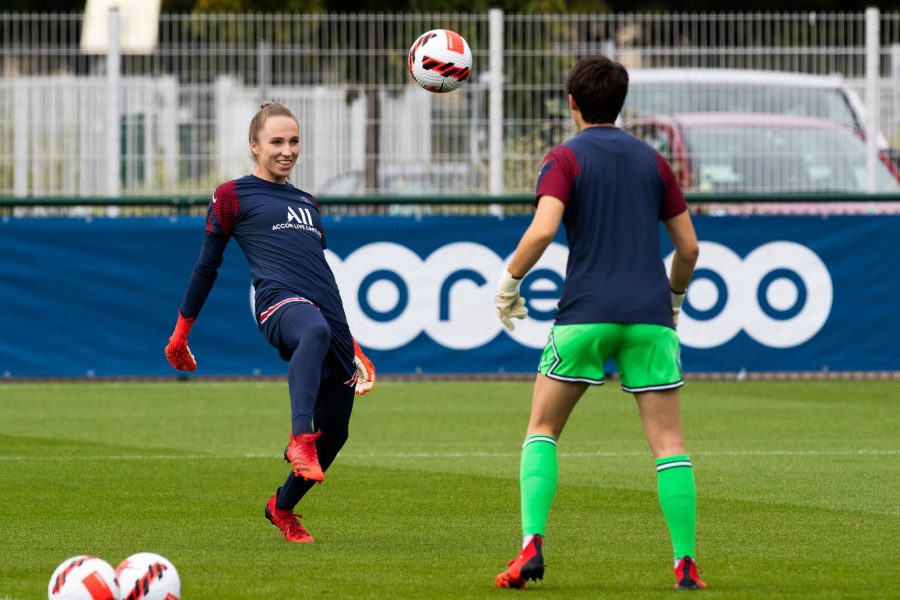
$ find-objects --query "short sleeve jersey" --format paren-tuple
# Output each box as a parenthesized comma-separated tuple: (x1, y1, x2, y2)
(203, 174, 347, 325)
(535, 126, 687, 327)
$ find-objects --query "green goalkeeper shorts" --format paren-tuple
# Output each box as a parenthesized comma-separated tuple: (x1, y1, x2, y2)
(538, 323, 684, 393)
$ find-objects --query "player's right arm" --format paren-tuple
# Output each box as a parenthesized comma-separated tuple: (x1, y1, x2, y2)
(496, 197, 566, 331)
(506, 196, 566, 278)
(496, 146, 575, 331)
(165, 182, 239, 371)
(665, 212, 698, 295)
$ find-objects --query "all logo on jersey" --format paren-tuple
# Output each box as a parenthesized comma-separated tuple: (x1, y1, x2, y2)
(273, 206, 321, 238)
(287, 206, 311, 224)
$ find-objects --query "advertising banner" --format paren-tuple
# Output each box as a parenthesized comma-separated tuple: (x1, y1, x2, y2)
(1, 215, 897, 377)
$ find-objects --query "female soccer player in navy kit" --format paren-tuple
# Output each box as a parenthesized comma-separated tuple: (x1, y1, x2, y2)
(494, 56, 705, 590)
(164, 102, 376, 543)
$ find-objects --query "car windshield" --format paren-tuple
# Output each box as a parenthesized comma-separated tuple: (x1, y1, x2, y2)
(624, 83, 860, 132)
(682, 125, 900, 193)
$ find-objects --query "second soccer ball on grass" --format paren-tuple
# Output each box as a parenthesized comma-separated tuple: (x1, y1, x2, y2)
(115, 552, 181, 600)
(408, 29, 473, 93)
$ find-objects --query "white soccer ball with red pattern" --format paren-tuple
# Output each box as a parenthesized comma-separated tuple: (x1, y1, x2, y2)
(115, 553, 181, 600)
(408, 29, 473, 93)
(48, 555, 121, 600)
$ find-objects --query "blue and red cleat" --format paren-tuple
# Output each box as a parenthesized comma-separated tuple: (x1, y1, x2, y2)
(265, 491, 314, 543)
(673, 556, 707, 590)
(496, 535, 545, 589)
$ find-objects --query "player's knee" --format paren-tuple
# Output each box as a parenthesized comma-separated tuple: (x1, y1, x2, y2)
(306, 320, 331, 348)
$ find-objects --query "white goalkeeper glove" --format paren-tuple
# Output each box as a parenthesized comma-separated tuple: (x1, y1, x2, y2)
(671, 289, 686, 329)
(496, 269, 528, 332)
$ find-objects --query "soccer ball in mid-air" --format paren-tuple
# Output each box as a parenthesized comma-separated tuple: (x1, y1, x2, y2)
(408, 29, 473, 93)
(115, 552, 181, 600)
(48, 555, 121, 600)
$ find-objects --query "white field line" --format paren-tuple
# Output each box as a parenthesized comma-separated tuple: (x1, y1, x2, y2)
(0, 449, 896, 462)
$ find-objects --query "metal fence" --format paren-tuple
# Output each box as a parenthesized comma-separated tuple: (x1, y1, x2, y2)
(2, 10, 900, 198)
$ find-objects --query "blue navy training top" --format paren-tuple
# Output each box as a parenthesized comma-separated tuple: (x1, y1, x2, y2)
(535, 126, 688, 328)
(179, 174, 347, 327)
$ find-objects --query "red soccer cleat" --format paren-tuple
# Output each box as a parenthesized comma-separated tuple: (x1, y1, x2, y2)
(496, 534, 545, 589)
(265, 492, 314, 543)
(674, 556, 707, 590)
(284, 430, 324, 482)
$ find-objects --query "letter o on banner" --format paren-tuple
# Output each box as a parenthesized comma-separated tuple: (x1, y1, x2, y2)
(666, 241, 833, 349)
(739, 241, 832, 348)
(332, 243, 425, 350)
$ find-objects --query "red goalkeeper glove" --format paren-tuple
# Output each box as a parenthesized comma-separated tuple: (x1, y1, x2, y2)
(352, 338, 376, 395)
(165, 312, 197, 372)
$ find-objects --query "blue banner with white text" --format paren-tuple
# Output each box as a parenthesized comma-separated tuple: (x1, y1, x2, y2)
(0, 215, 897, 377)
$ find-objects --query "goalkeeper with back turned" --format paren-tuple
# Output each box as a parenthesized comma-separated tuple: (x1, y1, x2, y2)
(494, 55, 705, 591)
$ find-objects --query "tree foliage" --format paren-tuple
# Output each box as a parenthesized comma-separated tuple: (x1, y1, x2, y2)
(188, 0, 325, 11)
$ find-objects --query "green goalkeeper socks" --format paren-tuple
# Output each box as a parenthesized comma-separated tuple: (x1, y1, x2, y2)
(656, 454, 697, 559)
(519, 441, 697, 555)
(520, 434, 558, 536)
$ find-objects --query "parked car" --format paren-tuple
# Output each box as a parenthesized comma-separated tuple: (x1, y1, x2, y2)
(623, 68, 891, 153)
(316, 163, 483, 197)
(623, 112, 900, 194)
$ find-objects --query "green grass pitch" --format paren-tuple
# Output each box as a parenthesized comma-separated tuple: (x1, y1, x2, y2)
(0, 380, 897, 599)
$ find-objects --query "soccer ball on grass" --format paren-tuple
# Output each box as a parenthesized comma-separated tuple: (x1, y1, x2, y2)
(115, 552, 181, 600)
(48, 555, 121, 600)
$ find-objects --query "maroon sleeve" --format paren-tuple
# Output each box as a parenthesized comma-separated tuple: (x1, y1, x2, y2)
(206, 180, 240, 237)
(308, 192, 322, 212)
(536, 146, 580, 205)
(657, 153, 688, 219)
(178, 181, 238, 319)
